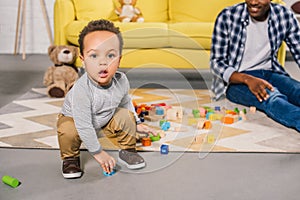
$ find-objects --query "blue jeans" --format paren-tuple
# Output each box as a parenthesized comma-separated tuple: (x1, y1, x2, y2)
(226, 70, 300, 132)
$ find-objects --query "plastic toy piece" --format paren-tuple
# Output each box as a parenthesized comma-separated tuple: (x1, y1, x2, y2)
(250, 106, 256, 113)
(160, 119, 167, 127)
(155, 107, 164, 115)
(161, 121, 170, 131)
(2, 175, 20, 188)
(207, 134, 215, 144)
(239, 110, 247, 120)
(166, 108, 178, 120)
(150, 134, 161, 142)
(199, 107, 206, 117)
(197, 119, 212, 129)
(234, 107, 240, 114)
(221, 114, 239, 124)
(103, 169, 116, 177)
(204, 121, 212, 129)
(188, 117, 198, 125)
(142, 137, 152, 146)
(160, 144, 169, 154)
(215, 106, 221, 111)
(194, 135, 203, 144)
(208, 113, 223, 121)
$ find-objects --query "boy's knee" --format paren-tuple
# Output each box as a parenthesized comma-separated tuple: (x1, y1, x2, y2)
(114, 108, 135, 124)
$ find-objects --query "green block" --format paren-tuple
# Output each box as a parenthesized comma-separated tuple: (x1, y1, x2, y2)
(150, 134, 161, 141)
(2, 175, 19, 188)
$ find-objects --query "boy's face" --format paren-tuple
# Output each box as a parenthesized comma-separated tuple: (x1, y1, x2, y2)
(246, 0, 271, 21)
(80, 31, 121, 86)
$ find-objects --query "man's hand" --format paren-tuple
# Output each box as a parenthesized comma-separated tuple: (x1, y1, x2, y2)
(93, 150, 116, 173)
(244, 76, 274, 102)
(137, 123, 158, 136)
(229, 72, 274, 102)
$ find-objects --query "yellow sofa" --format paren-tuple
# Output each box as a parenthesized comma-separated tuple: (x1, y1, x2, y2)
(54, 0, 286, 69)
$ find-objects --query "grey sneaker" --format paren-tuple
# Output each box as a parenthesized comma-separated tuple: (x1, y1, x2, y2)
(118, 149, 146, 169)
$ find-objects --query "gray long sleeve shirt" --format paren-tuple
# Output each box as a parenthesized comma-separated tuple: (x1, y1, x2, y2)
(61, 71, 139, 154)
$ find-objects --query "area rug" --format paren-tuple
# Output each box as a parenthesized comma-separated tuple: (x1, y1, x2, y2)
(0, 87, 299, 153)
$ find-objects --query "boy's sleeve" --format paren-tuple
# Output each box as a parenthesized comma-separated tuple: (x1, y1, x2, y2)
(72, 84, 102, 155)
(119, 74, 141, 124)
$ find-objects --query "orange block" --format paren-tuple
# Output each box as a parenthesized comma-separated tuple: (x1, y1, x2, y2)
(222, 116, 234, 124)
(204, 121, 212, 129)
(141, 138, 151, 146)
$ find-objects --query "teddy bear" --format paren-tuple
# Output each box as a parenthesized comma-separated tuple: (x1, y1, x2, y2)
(115, 0, 144, 22)
(43, 45, 79, 98)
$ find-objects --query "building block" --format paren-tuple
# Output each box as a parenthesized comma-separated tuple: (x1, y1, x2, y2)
(239, 110, 247, 120)
(155, 107, 164, 115)
(2, 175, 20, 188)
(150, 134, 161, 142)
(103, 169, 116, 177)
(141, 138, 151, 146)
(194, 135, 204, 144)
(250, 106, 256, 113)
(221, 114, 239, 124)
(207, 134, 215, 144)
(208, 113, 223, 121)
(161, 121, 171, 131)
(215, 106, 221, 111)
(160, 144, 169, 154)
(166, 108, 178, 120)
(144, 115, 163, 122)
(188, 117, 198, 125)
(199, 107, 206, 117)
(160, 119, 167, 126)
(204, 121, 212, 129)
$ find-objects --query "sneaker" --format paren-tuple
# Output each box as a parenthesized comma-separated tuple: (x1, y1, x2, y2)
(118, 149, 146, 169)
(62, 157, 83, 179)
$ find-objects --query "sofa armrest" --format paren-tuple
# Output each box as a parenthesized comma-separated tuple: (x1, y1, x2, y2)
(54, 0, 75, 45)
(277, 42, 286, 67)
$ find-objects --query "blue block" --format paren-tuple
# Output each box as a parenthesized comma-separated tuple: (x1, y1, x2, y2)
(161, 121, 170, 131)
(103, 169, 116, 177)
(156, 107, 164, 115)
(160, 144, 169, 154)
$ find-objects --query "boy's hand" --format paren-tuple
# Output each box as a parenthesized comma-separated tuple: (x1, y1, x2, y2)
(93, 150, 116, 173)
(137, 123, 158, 136)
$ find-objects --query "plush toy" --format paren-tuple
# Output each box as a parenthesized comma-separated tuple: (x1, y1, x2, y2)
(43, 45, 79, 98)
(115, 0, 144, 22)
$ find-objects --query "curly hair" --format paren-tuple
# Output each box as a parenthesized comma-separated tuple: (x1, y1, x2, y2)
(78, 19, 123, 56)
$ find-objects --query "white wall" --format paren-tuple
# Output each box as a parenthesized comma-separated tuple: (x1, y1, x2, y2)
(0, 0, 55, 54)
(0, 0, 298, 54)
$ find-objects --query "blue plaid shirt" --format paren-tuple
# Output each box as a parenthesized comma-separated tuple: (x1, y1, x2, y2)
(210, 3, 300, 100)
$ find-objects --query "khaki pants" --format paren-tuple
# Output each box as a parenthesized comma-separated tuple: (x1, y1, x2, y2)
(57, 108, 137, 160)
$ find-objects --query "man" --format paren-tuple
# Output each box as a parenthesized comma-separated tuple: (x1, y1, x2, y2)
(210, 0, 300, 132)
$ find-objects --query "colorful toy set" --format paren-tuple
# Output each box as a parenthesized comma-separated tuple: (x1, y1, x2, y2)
(133, 101, 256, 153)
(191, 105, 254, 129)
(133, 101, 183, 123)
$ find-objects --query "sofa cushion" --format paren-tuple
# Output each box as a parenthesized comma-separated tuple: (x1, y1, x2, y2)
(72, 0, 118, 21)
(113, 0, 168, 22)
(115, 22, 169, 48)
(168, 22, 214, 49)
(169, 0, 243, 22)
(65, 21, 169, 48)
